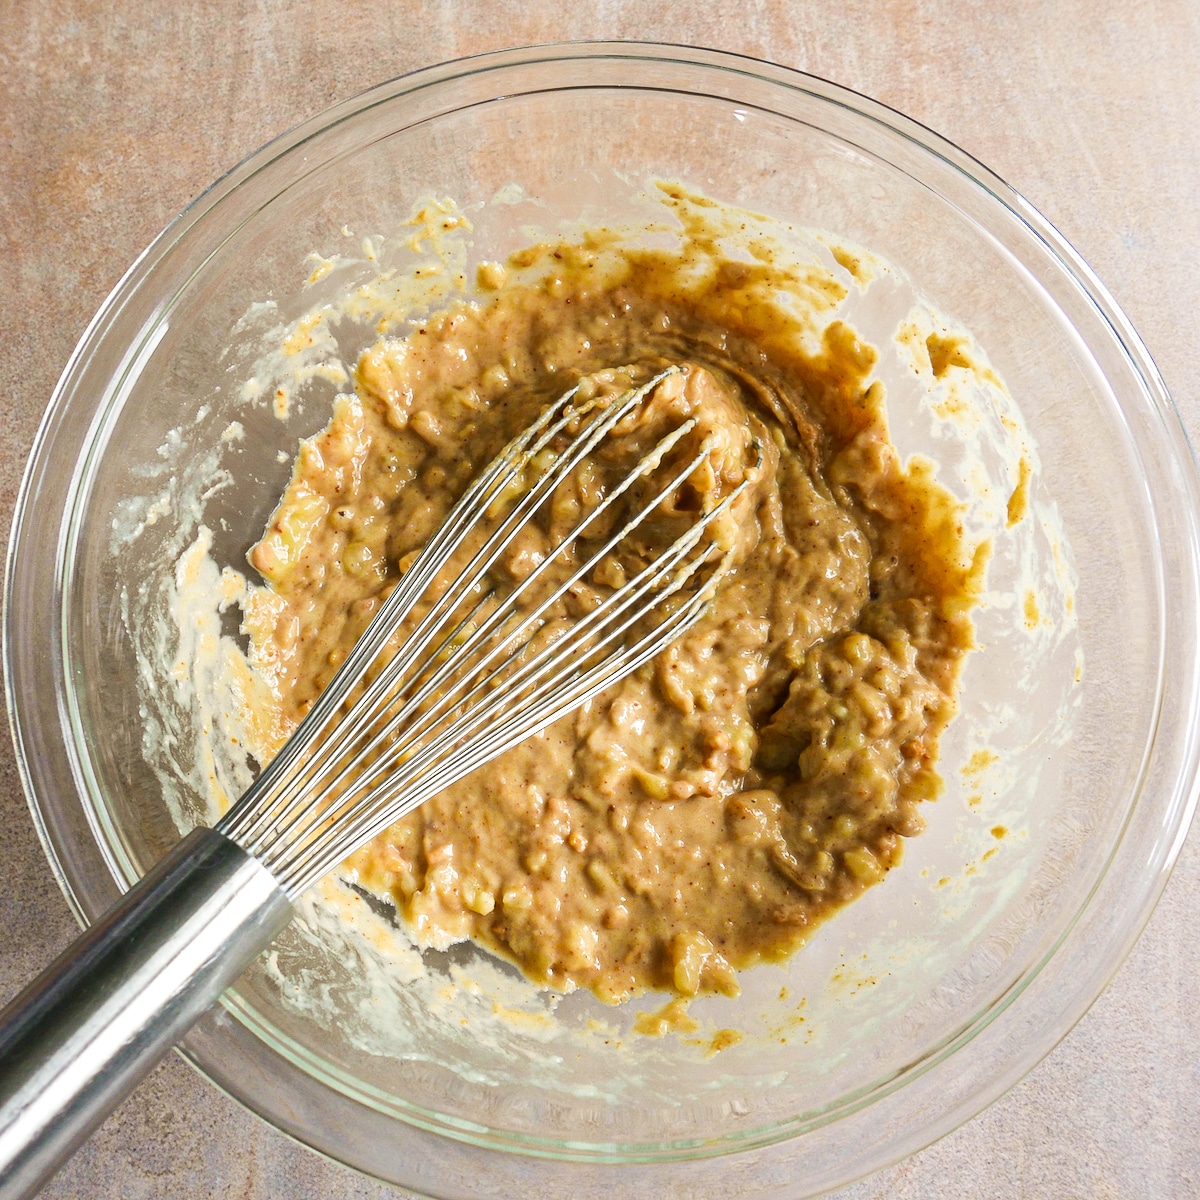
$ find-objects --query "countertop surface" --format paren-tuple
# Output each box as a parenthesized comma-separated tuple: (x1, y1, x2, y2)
(3, 2, 1199, 1197)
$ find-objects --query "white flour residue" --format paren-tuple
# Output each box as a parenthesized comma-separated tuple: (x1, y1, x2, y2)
(168, 528, 277, 821)
(264, 877, 606, 1093)
(109, 405, 235, 553)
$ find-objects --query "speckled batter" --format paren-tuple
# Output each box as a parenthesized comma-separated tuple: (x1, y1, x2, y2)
(244, 192, 980, 1004)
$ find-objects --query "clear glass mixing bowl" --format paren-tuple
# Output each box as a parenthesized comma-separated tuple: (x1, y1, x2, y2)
(7, 43, 1200, 1199)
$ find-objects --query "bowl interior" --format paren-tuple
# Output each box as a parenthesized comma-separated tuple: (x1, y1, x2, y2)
(12, 47, 1197, 1198)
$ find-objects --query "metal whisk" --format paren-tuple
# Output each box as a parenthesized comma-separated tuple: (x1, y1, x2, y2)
(0, 366, 753, 1199)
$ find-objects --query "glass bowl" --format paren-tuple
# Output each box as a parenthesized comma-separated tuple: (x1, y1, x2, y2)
(7, 43, 1200, 1200)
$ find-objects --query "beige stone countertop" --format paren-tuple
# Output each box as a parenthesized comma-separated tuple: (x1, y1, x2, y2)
(2, 2, 1199, 1197)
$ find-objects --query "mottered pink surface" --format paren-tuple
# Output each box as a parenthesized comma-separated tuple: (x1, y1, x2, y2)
(2, 3, 1198, 1196)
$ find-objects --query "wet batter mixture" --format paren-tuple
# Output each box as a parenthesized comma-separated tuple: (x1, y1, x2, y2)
(243, 192, 980, 1005)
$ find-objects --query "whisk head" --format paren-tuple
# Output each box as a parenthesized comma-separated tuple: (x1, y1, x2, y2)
(218, 365, 761, 897)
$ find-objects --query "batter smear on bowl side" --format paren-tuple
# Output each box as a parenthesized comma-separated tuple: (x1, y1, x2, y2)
(243, 190, 983, 1005)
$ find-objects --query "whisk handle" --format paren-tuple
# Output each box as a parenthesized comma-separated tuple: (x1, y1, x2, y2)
(0, 827, 292, 1200)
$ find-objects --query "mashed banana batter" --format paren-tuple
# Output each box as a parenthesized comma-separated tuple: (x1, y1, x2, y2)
(244, 192, 979, 1004)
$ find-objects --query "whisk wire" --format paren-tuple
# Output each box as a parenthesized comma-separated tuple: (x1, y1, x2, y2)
(218, 365, 758, 897)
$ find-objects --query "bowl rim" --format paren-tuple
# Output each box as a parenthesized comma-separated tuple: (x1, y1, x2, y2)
(7, 39, 1200, 1195)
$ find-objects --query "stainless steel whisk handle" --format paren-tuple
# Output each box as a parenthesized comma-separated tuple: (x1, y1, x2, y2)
(0, 828, 292, 1200)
